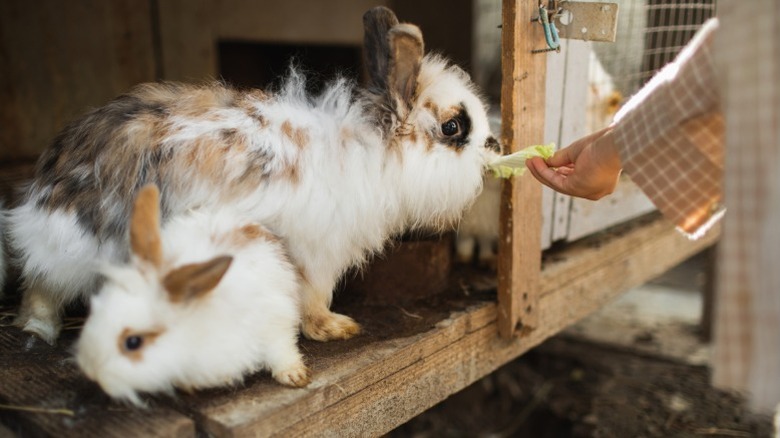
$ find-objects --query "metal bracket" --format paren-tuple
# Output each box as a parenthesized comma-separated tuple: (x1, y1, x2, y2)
(555, 1, 619, 43)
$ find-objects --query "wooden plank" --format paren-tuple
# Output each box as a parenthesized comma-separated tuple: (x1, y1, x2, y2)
(156, 0, 218, 81)
(544, 38, 589, 246)
(551, 39, 590, 242)
(157, 0, 388, 82)
(0, 215, 718, 436)
(566, 177, 656, 242)
(541, 37, 566, 250)
(497, 0, 546, 338)
(192, 304, 496, 437)
(0, 329, 194, 437)
(194, 215, 718, 437)
(216, 0, 382, 44)
(269, 217, 719, 437)
(700, 244, 718, 342)
(542, 215, 719, 296)
(0, 0, 156, 161)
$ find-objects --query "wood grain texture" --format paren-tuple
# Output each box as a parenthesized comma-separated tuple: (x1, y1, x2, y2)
(0, 330, 194, 438)
(0, 215, 718, 436)
(197, 216, 719, 437)
(0, 0, 156, 161)
(498, 0, 547, 338)
(156, 0, 386, 82)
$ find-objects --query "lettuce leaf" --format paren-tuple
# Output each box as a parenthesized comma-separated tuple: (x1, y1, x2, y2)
(487, 143, 556, 178)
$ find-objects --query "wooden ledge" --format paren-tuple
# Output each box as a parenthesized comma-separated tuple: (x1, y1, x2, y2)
(0, 214, 719, 437)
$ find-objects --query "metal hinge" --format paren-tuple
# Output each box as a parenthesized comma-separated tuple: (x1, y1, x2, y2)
(555, 1, 618, 43)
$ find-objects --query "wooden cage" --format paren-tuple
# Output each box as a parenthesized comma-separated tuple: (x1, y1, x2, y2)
(0, 1, 717, 436)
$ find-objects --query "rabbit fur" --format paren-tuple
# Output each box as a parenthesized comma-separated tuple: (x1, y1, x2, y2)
(75, 185, 307, 405)
(456, 49, 621, 269)
(9, 6, 501, 345)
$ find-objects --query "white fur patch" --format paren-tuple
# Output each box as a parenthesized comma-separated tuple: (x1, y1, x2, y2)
(8, 203, 121, 303)
(76, 209, 302, 403)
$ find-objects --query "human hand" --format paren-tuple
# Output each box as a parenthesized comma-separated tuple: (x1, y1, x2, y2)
(526, 127, 622, 200)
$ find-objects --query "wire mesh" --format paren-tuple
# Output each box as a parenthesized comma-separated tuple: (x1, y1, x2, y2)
(588, 0, 717, 131)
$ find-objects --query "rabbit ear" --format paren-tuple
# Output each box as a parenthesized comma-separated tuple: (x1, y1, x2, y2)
(387, 23, 424, 106)
(363, 6, 399, 91)
(363, 7, 424, 106)
(162, 256, 233, 303)
(130, 184, 163, 268)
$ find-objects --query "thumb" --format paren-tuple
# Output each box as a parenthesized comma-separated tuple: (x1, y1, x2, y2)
(545, 146, 578, 168)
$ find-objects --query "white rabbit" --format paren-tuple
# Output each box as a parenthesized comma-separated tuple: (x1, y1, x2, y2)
(9, 6, 500, 345)
(455, 176, 501, 269)
(75, 185, 308, 405)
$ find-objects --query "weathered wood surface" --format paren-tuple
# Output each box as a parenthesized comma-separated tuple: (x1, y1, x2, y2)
(567, 176, 657, 242)
(157, 0, 386, 82)
(0, 215, 719, 437)
(497, 0, 546, 338)
(0, 0, 157, 162)
(548, 39, 590, 244)
(0, 322, 195, 437)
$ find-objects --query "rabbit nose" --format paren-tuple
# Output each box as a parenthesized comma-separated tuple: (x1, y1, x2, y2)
(484, 137, 502, 154)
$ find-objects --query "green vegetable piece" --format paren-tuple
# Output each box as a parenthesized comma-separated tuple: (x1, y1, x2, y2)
(487, 143, 556, 178)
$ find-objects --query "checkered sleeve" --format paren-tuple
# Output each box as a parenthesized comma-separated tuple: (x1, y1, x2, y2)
(611, 19, 724, 238)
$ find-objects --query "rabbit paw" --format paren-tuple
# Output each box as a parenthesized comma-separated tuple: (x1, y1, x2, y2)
(15, 284, 62, 345)
(302, 311, 361, 341)
(15, 316, 60, 346)
(273, 362, 312, 388)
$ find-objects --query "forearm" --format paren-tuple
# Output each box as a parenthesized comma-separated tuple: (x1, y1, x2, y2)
(610, 19, 725, 237)
(612, 19, 721, 164)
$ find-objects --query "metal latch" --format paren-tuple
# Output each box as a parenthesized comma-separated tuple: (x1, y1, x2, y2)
(531, 1, 619, 53)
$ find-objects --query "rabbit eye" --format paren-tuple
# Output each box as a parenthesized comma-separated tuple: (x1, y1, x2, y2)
(124, 335, 144, 351)
(119, 328, 163, 358)
(438, 106, 471, 149)
(441, 119, 460, 136)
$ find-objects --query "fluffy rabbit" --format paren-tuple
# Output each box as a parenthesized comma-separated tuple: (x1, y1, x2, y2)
(455, 176, 501, 269)
(9, 6, 500, 345)
(456, 49, 622, 269)
(76, 185, 308, 404)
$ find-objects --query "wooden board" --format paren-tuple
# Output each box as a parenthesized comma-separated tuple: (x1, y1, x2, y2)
(497, 0, 546, 338)
(0, 0, 157, 161)
(0, 215, 719, 436)
(566, 176, 657, 242)
(542, 38, 591, 247)
(0, 326, 194, 437)
(157, 0, 386, 82)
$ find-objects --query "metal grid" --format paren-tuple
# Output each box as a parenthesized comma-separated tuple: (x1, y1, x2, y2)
(590, 0, 717, 105)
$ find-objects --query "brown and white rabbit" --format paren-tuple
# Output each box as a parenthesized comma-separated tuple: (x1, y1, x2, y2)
(75, 185, 308, 404)
(9, 7, 501, 345)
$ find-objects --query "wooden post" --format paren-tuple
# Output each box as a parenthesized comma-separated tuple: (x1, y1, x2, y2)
(498, 0, 546, 338)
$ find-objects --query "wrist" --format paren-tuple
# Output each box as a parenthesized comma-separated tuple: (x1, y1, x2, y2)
(593, 127, 622, 172)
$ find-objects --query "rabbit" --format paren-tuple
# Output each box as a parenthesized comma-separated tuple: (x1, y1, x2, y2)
(456, 49, 622, 269)
(8, 6, 501, 345)
(75, 185, 308, 405)
(455, 175, 501, 269)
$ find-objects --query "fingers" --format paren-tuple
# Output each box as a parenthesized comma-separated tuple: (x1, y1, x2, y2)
(545, 147, 577, 168)
(526, 157, 571, 194)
